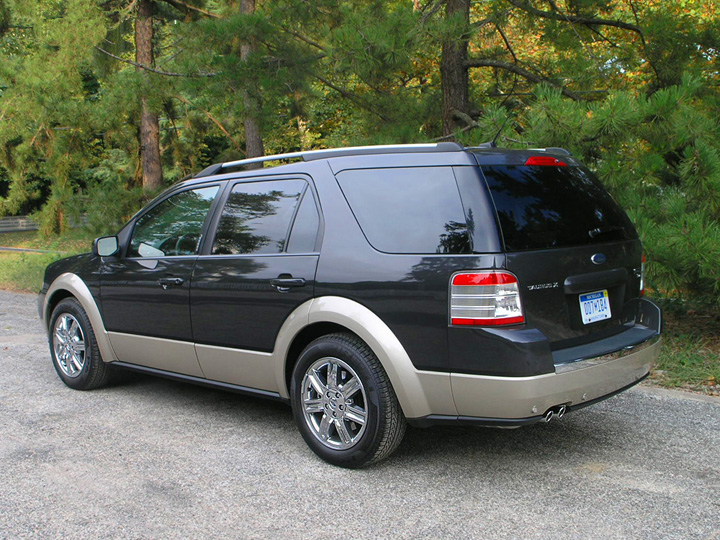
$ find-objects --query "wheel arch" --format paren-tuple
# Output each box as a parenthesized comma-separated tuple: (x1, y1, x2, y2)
(44, 273, 118, 363)
(276, 296, 456, 419)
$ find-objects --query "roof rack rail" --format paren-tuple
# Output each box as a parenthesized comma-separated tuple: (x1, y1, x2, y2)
(536, 147, 572, 156)
(194, 142, 463, 178)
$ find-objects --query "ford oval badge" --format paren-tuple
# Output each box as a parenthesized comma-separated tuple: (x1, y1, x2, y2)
(591, 253, 607, 265)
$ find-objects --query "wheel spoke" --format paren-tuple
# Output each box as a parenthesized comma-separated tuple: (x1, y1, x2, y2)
(344, 405, 367, 425)
(335, 419, 352, 445)
(341, 376, 361, 399)
(306, 370, 326, 396)
(68, 320, 80, 338)
(327, 360, 338, 389)
(318, 413, 332, 441)
(69, 355, 83, 373)
(303, 398, 324, 414)
(72, 340, 86, 353)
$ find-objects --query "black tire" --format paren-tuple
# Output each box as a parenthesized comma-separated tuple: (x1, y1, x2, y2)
(291, 332, 406, 468)
(48, 298, 113, 390)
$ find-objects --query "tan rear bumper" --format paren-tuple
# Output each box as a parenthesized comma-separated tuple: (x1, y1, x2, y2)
(449, 336, 661, 420)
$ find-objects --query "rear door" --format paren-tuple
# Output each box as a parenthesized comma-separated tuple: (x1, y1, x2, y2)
(479, 163, 643, 347)
(190, 176, 321, 387)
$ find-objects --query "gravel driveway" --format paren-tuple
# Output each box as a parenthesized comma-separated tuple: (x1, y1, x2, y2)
(1, 290, 719, 540)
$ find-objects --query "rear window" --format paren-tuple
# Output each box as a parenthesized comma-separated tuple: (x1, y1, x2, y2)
(481, 165, 637, 251)
(336, 167, 471, 254)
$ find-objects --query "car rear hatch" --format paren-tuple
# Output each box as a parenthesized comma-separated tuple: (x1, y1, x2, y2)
(475, 152, 644, 349)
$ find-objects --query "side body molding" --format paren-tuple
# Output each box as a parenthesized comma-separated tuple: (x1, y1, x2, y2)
(275, 296, 457, 419)
(43, 273, 118, 363)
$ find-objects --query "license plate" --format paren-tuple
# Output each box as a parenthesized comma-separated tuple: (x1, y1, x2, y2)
(579, 290, 611, 324)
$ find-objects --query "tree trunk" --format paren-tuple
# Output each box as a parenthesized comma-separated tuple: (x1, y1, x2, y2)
(240, 0, 265, 169)
(136, 0, 163, 191)
(441, 0, 470, 138)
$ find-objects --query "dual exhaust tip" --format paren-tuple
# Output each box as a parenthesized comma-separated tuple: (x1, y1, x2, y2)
(543, 404, 567, 423)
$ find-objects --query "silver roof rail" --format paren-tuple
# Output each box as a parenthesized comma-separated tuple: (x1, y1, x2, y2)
(194, 142, 463, 178)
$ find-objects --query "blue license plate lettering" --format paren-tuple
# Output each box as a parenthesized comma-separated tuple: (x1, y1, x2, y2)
(579, 290, 611, 324)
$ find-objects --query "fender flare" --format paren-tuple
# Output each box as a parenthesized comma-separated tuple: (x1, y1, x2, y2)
(44, 273, 118, 363)
(274, 296, 456, 419)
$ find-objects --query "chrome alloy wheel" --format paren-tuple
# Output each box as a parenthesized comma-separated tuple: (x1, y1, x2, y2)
(300, 357, 368, 450)
(52, 313, 86, 378)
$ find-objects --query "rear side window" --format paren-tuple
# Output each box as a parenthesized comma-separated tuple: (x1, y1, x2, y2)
(336, 167, 471, 254)
(287, 190, 320, 253)
(481, 165, 637, 251)
(212, 179, 306, 255)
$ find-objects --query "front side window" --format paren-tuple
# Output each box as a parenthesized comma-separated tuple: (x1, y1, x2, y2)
(212, 179, 307, 255)
(128, 186, 219, 258)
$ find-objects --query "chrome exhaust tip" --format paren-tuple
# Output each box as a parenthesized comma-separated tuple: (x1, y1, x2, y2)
(557, 405, 567, 419)
(544, 409, 554, 423)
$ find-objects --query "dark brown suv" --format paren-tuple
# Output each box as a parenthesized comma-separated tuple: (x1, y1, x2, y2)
(39, 143, 662, 467)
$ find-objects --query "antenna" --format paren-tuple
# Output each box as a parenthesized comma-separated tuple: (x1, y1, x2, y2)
(490, 114, 512, 147)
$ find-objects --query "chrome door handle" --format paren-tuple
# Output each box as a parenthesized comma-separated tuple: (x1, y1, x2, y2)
(270, 277, 306, 291)
(158, 277, 184, 289)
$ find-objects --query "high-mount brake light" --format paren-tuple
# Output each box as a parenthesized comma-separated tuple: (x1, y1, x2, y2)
(524, 156, 568, 167)
(450, 271, 525, 326)
(640, 253, 646, 296)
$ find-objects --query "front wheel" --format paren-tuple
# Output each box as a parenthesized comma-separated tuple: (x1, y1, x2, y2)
(291, 333, 406, 468)
(49, 298, 113, 390)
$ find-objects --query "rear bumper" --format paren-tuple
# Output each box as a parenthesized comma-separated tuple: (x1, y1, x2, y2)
(409, 333, 660, 427)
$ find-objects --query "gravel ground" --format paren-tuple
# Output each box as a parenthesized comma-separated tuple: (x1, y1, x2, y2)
(1, 290, 719, 540)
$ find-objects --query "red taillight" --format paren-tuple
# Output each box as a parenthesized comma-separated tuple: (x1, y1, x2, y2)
(640, 253, 646, 296)
(450, 271, 525, 326)
(524, 156, 567, 167)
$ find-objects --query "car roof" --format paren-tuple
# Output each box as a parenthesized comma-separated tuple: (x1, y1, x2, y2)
(177, 143, 581, 190)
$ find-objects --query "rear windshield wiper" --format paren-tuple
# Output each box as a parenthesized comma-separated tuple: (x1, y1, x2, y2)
(588, 226, 626, 239)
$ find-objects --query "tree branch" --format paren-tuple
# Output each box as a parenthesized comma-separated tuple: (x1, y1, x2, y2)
(159, 0, 221, 19)
(313, 75, 392, 122)
(94, 46, 218, 77)
(280, 28, 327, 53)
(465, 57, 582, 100)
(506, 0, 642, 35)
(174, 96, 241, 151)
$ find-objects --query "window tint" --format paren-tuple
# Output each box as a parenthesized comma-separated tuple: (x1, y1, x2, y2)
(212, 179, 306, 255)
(481, 165, 638, 251)
(336, 167, 471, 254)
(129, 185, 219, 258)
(287, 190, 320, 253)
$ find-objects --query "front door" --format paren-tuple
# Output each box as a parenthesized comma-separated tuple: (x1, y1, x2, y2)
(101, 184, 221, 376)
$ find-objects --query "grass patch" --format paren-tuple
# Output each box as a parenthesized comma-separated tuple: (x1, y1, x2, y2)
(0, 251, 65, 292)
(0, 230, 94, 292)
(650, 306, 720, 396)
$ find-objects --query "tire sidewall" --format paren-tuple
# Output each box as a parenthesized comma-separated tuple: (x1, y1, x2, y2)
(48, 298, 98, 390)
(291, 336, 385, 468)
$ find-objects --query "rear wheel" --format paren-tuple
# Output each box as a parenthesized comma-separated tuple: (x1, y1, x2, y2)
(49, 298, 113, 390)
(291, 333, 406, 468)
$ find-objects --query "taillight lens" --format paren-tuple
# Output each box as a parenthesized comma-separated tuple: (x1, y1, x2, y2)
(640, 253, 646, 296)
(450, 271, 525, 326)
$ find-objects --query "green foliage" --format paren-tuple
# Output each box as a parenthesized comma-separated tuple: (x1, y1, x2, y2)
(480, 75, 720, 306)
(0, 0, 719, 310)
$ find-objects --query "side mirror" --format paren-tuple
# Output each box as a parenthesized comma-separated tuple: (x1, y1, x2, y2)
(93, 236, 120, 257)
